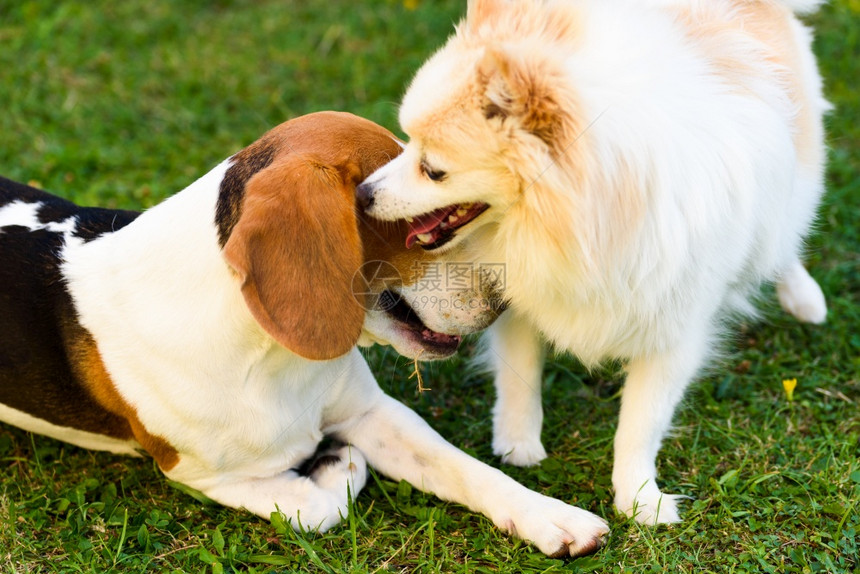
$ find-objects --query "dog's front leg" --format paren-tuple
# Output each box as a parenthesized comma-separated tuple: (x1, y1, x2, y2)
(484, 311, 547, 466)
(611, 333, 709, 525)
(339, 393, 608, 557)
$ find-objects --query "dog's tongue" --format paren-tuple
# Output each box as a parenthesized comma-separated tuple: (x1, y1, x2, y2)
(405, 206, 457, 248)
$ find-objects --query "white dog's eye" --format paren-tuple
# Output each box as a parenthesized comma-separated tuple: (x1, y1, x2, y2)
(420, 159, 447, 182)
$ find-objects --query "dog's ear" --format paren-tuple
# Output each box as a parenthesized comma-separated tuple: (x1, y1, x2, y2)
(478, 46, 567, 148)
(222, 156, 365, 361)
(466, 0, 506, 30)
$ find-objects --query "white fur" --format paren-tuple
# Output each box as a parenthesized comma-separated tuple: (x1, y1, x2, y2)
(51, 154, 608, 554)
(0, 403, 140, 455)
(362, 0, 829, 524)
(0, 200, 41, 229)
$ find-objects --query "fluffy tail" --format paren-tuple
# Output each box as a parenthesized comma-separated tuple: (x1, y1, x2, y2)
(778, 0, 827, 14)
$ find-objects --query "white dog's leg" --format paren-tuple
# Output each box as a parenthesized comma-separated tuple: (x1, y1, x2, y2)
(340, 394, 608, 557)
(485, 312, 548, 466)
(176, 445, 367, 531)
(777, 258, 827, 324)
(612, 333, 710, 525)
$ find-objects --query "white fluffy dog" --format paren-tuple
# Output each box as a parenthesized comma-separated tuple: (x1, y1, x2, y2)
(358, 0, 829, 525)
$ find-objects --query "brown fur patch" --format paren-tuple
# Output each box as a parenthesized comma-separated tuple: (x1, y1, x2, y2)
(70, 334, 180, 471)
(358, 217, 435, 291)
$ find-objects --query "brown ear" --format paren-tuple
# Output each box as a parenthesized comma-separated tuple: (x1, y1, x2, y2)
(478, 46, 566, 147)
(222, 155, 365, 360)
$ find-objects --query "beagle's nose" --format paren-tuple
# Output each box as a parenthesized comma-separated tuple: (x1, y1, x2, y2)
(356, 181, 375, 211)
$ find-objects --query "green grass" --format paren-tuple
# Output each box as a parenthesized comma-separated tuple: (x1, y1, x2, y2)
(1, 0, 858, 572)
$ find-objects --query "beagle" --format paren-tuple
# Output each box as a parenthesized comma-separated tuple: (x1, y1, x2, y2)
(0, 112, 608, 557)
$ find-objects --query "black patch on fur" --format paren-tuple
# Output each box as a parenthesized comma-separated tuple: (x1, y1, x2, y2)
(0, 176, 139, 242)
(215, 139, 278, 247)
(36, 201, 74, 224)
(483, 102, 508, 121)
(0, 177, 141, 436)
(0, 175, 66, 208)
(73, 207, 139, 242)
(294, 437, 346, 476)
(303, 453, 342, 475)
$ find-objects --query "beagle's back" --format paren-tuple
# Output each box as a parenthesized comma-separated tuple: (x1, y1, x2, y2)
(0, 176, 140, 451)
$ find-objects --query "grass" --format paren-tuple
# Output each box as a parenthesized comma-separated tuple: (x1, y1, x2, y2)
(0, 0, 858, 572)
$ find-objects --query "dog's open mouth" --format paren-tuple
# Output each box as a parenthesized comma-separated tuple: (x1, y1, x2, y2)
(404, 202, 490, 250)
(381, 290, 461, 356)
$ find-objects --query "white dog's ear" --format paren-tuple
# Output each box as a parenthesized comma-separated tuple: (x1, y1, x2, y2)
(223, 156, 365, 361)
(466, 0, 506, 29)
(478, 46, 568, 147)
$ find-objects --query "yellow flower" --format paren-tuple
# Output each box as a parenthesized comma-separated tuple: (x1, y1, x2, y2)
(403, 0, 419, 10)
(782, 378, 797, 402)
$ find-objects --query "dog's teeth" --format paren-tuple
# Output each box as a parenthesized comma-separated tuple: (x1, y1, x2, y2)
(417, 233, 433, 244)
(456, 209, 467, 217)
(461, 202, 473, 209)
(406, 217, 414, 223)
(448, 215, 459, 224)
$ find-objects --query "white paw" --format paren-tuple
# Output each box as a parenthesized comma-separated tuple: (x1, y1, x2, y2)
(614, 482, 684, 525)
(777, 265, 827, 324)
(502, 494, 609, 557)
(493, 434, 547, 467)
(286, 485, 346, 532)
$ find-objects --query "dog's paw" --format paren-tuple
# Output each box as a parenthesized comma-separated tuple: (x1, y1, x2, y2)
(306, 444, 368, 500)
(501, 494, 608, 557)
(280, 487, 346, 532)
(493, 434, 547, 467)
(614, 484, 685, 525)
